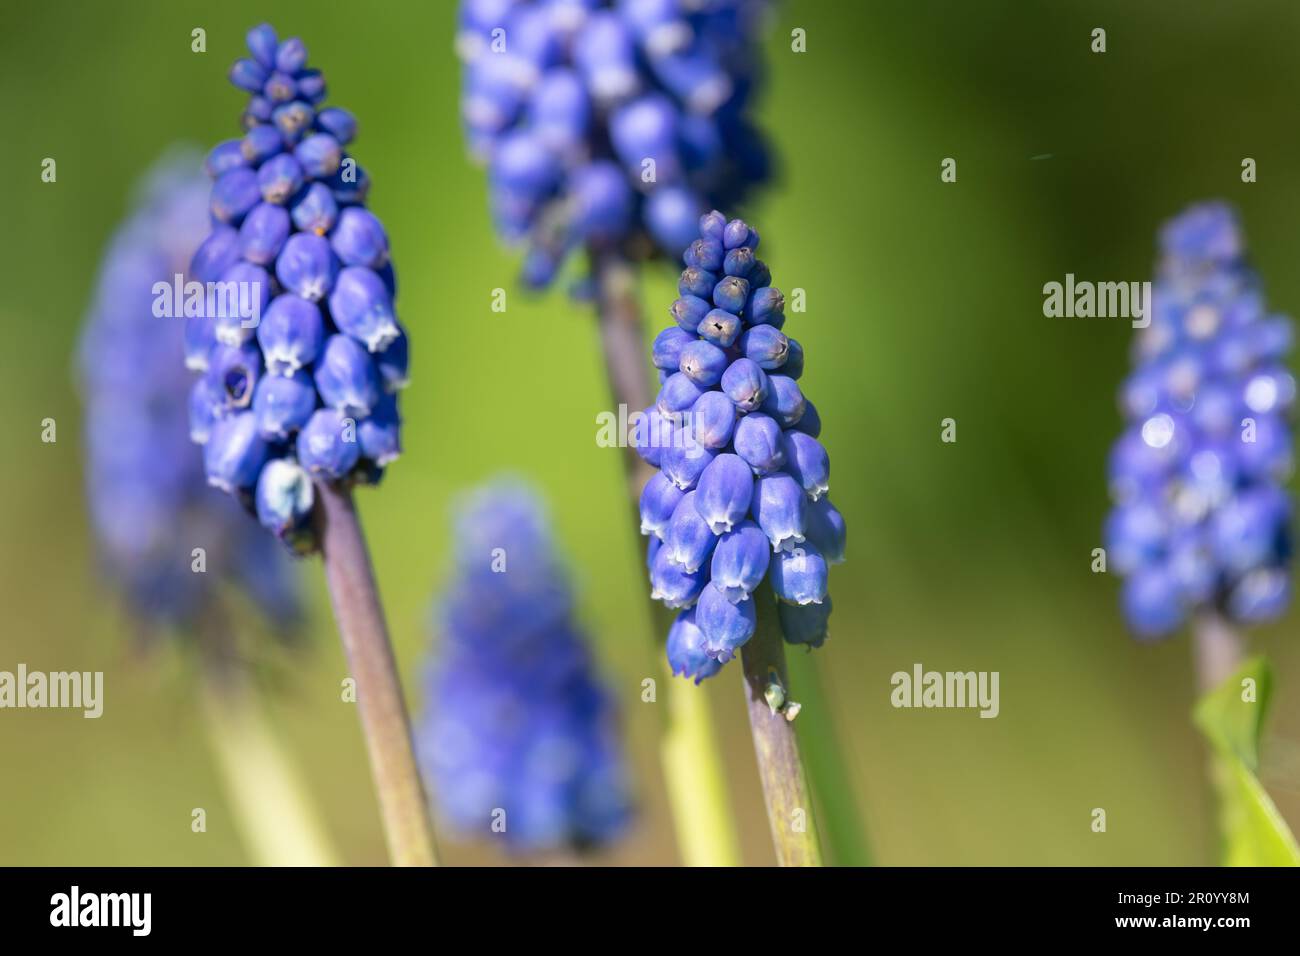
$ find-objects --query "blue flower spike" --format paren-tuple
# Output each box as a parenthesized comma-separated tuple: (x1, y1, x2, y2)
(1106, 203, 1293, 642)
(78, 153, 301, 632)
(190, 25, 438, 868)
(641, 213, 843, 677)
(187, 23, 410, 555)
(457, 0, 772, 288)
(417, 482, 633, 853)
(1106, 204, 1300, 869)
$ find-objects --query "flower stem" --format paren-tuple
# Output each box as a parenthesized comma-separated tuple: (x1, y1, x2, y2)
(592, 247, 741, 866)
(741, 584, 824, 866)
(198, 666, 341, 866)
(1192, 610, 1244, 694)
(656, 608, 741, 866)
(591, 248, 659, 496)
(1190, 612, 1263, 865)
(313, 481, 438, 866)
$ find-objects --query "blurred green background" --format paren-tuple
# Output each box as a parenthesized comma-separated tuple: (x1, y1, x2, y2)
(3, 0, 1300, 865)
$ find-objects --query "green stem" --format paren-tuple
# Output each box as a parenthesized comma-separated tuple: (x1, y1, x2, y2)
(784, 649, 872, 865)
(198, 668, 341, 866)
(654, 604, 741, 866)
(314, 482, 439, 866)
(740, 584, 824, 866)
(592, 247, 741, 867)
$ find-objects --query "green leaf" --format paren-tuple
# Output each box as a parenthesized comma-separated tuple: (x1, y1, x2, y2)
(1192, 656, 1300, 867)
(786, 649, 872, 866)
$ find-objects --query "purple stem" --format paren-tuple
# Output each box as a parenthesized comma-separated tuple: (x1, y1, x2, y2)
(313, 481, 438, 866)
(740, 583, 824, 866)
(1192, 610, 1244, 693)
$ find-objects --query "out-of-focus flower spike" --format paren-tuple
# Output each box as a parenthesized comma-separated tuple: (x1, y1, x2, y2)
(417, 481, 633, 853)
(1106, 202, 1293, 643)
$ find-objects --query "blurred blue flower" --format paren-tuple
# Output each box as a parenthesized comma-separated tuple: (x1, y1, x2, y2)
(77, 151, 300, 633)
(417, 481, 632, 852)
(188, 24, 410, 553)
(457, 0, 773, 287)
(1106, 202, 1293, 639)
(635, 211, 843, 679)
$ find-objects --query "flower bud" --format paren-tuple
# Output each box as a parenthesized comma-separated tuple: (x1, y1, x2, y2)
(653, 326, 695, 372)
(778, 597, 832, 649)
(733, 412, 785, 475)
(697, 307, 741, 348)
(258, 294, 324, 375)
(710, 521, 770, 602)
(770, 544, 829, 605)
(650, 544, 706, 609)
(238, 202, 291, 266)
(313, 334, 381, 417)
(257, 153, 305, 205)
(328, 265, 401, 351)
(695, 582, 755, 662)
(739, 324, 789, 370)
(252, 369, 317, 440)
(663, 491, 718, 573)
(330, 207, 390, 269)
(782, 430, 830, 500)
(255, 457, 316, 542)
(205, 411, 270, 491)
(695, 453, 753, 534)
(689, 390, 736, 449)
(276, 232, 338, 301)
(804, 497, 847, 563)
(296, 407, 361, 479)
(667, 609, 724, 684)
(760, 374, 805, 427)
(661, 441, 716, 491)
(639, 471, 684, 540)
(679, 338, 729, 387)
(753, 473, 806, 552)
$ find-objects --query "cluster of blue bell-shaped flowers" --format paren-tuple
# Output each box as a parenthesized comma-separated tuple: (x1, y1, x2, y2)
(457, 0, 771, 287)
(634, 211, 846, 681)
(1107, 203, 1294, 638)
(187, 24, 409, 555)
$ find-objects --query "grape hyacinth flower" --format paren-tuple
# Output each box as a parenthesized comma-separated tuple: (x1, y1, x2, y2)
(77, 151, 340, 866)
(186, 25, 436, 867)
(458, 0, 776, 869)
(417, 482, 632, 852)
(1105, 203, 1293, 679)
(78, 152, 300, 636)
(188, 24, 409, 555)
(639, 211, 845, 677)
(457, 0, 772, 288)
(1106, 203, 1300, 865)
(636, 211, 832, 866)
